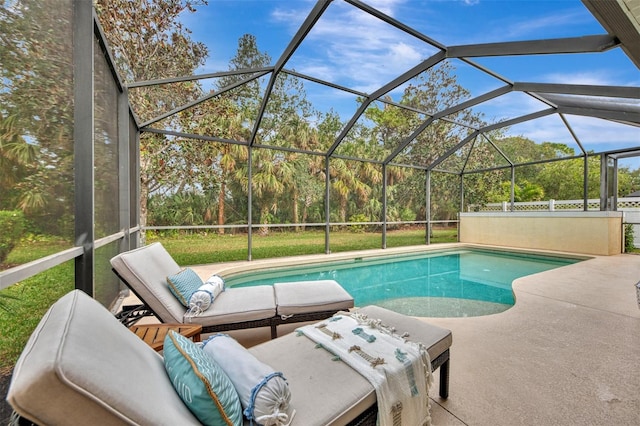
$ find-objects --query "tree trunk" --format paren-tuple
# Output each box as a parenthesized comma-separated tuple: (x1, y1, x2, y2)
(301, 205, 308, 232)
(139, 175, 148, 245)
(292, 188, 299, 232)
(259, 205, 269, 236)
(217, 180, 226, 235)
(302, 193, 313, 231)
(340, 197, 347, 224)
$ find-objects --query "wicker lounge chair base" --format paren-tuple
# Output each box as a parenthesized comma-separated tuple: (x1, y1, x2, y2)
(116, 299, 348, 338)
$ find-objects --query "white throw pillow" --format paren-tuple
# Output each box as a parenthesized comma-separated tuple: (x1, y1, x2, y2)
(202, 334, 294, 426)
(186, 275, 226, 317)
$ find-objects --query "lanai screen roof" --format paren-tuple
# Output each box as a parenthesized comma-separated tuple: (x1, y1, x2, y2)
(121, 0, 640, 174)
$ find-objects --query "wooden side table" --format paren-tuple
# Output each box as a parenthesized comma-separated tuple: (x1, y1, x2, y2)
(129, 323, 203, 352)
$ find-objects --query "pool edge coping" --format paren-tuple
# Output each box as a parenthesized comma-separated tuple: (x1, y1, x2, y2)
(189, 243, 593, 280)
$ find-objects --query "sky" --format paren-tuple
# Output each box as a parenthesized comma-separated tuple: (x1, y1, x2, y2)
(178, 0, 640, 167)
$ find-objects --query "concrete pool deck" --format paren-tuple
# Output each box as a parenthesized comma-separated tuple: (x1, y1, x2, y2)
(423, 250, 640, 425)
(149, 244, 640, 425)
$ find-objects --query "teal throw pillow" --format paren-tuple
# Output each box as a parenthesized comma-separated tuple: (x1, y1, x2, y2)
(163, 331, 243, 426)
(167, 268, 204, 307)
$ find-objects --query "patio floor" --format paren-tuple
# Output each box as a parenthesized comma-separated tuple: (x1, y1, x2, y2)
(161, 245, 640, 425)
(422, 251, 640, 425)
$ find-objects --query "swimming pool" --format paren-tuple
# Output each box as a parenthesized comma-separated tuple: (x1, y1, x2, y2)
(225, 248, 584, 317)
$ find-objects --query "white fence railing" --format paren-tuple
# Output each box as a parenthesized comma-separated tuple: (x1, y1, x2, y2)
(469, 197, 640, 212)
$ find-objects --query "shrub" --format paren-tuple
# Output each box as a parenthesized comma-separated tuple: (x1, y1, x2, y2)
(0, 211, 25, 264)
(348, 214, 369, 233)
(624, 223, 635, 253)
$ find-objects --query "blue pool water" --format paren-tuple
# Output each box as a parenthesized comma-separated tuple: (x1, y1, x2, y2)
(226, 249, 584, 317)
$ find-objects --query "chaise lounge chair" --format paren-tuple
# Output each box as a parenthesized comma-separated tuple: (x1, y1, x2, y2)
(110, 242, 355, 338)
(7, 290, 452, 425)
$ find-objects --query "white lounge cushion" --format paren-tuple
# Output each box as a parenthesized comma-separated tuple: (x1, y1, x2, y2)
(7, 290, 199, 425)
(196, 286, 276, 327)
(110, 242, 186, 323)
(358, 305, 453, 361)
(249, 306, 451, 426)
(273, 280, 354, 316)
(111, 243, 277, 326)
(250, 329, 371, 426)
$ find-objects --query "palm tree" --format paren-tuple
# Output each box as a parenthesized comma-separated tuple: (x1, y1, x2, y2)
(251, 150, 291, 235)
(189, 97, 249, 234)
(330, 125, 383, 224)
(330, 157, 376, 224)
(0, 113, 39, 212)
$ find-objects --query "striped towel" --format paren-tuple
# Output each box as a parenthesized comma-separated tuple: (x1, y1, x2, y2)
(297, 312, 433, 426)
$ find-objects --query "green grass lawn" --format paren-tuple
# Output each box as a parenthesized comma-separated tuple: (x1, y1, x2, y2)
(0, 227, 457, 369)
(149, 228, 457, 264)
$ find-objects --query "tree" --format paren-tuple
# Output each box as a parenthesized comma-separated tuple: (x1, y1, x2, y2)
(1, 0, 75, 236)
(619, 166, 640, 197)
(0, 113, 38, 211)
(384, 62, 486, 221)
(213, 111, 249, 233)
(222, 34, 330, 234)
(536, 156, 600, 200)
(480, 136, 603, 204)
(278, 116, 326, 229)
(175, 96, 249, 233)
(487, 180, 545, 202)
(96, 0, 209, 230)
(208, 34, 271, 234)
(217, 34, 270, 106)
(362, 98, 413, 223)
(330, 125, 382, 224)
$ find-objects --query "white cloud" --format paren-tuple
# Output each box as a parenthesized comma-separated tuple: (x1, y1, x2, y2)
(389, 42, 423, 64)
(258, 0, 639, 131)
(489, 110, 640, 152)
(293, 62, 338, 82)
(363, 0, 408, 16)
(200, 57, 229, 74)
(270, 4, 311, 29)
(540, 68, 640, 88)
(495, 9, 591, 41)
(504, 115, 576, 145)
(473, 91, 551, 124)
(283, 0, 433, 94)
(439, 6, 592, 46)
(541, 71, 618, 86)
(563, 115, 640, 147)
